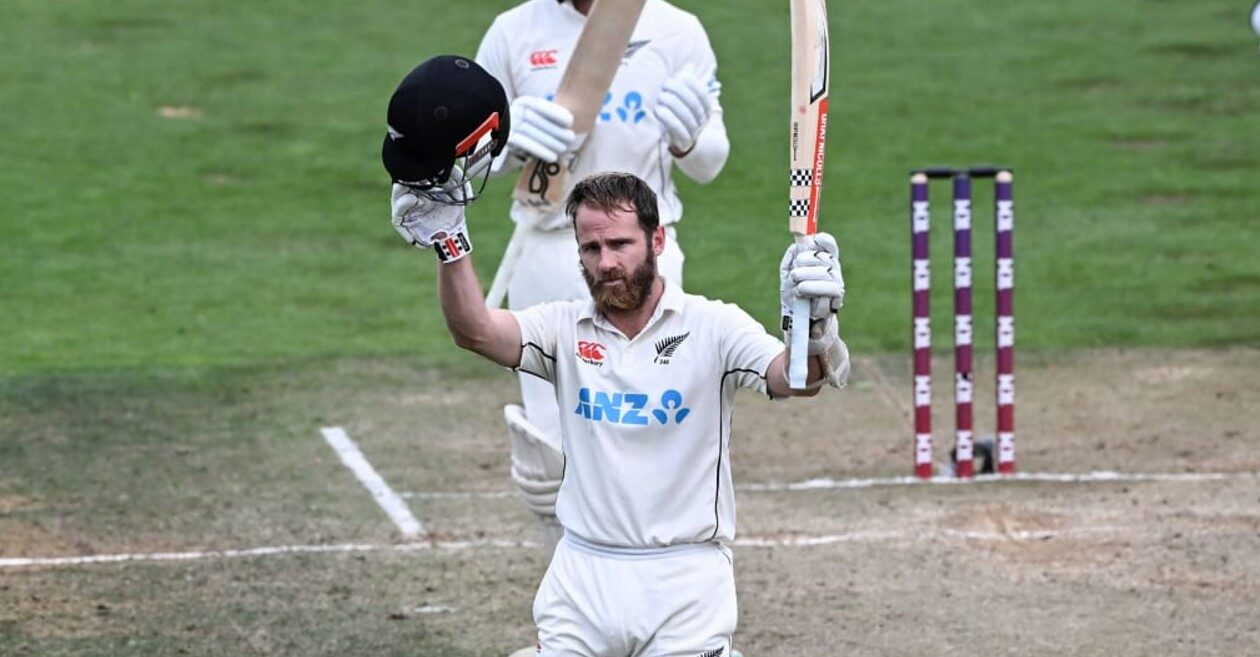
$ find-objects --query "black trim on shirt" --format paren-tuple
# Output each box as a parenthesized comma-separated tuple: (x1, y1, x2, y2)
(523, 341, 556, 362)
(708, 367, 769, 541)
(514, 341, 557, 382)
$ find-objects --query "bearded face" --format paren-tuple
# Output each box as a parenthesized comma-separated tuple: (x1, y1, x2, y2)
(582, 247, 658, 313)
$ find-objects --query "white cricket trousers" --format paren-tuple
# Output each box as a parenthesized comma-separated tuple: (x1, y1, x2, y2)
(509, 224, 684, 452)
(533, 532, 736, 657)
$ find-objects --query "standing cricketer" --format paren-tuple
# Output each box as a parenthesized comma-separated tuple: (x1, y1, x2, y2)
(391, 0, 732, 561)
(383, 56, 849, 657)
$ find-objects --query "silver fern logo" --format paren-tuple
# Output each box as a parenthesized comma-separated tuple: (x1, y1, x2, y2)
(624, 39, 650, 62)
(653, 332, 690, 364)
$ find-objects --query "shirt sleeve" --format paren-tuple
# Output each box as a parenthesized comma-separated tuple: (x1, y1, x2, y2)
(475, 16, 517, 99)
(476, 15, 524, 177)
(510, 301, 564, 383)
(718, 302, 785, 395)
(679, 13, 719, 92)
(672, 14, 728, 183)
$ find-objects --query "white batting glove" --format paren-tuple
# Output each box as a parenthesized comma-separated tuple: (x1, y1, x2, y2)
(507, 96, 577, 164)
(781, 232, 845, 317)
(780, 232, 845, 354)
(778, 232, 850, 388)
(653, 66, 716, 155)
(390, 181, 473, 262)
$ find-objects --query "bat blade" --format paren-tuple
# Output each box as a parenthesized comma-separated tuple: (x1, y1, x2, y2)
(513, 0, 647, 213)
(787, 0, 831, 389)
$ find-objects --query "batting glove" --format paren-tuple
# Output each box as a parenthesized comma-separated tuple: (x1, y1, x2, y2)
(391, 181, 473, 263)
(780, 232, 845, 351)
(781, 232, 844, 317)
(778, 232, 849, 387)
(507, 96, 577, 164)
(654, 66, 717, 155)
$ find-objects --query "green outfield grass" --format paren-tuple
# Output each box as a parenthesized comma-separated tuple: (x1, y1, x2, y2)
(3, 4, 1260, 655)
(2, 0, 1258, 375)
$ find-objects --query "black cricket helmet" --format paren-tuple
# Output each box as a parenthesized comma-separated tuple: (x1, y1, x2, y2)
(382, 55, 510, 204)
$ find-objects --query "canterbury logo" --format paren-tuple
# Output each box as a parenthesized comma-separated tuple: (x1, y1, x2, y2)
(386, 124, 403, 141)
(653, 332, 689, 364)
(529, 49, 558, 67)
(577, 340, 606, 365)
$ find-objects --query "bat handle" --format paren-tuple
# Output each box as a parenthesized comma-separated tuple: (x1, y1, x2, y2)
(788, 235, 812, 389)
(485, 223, 526, 309)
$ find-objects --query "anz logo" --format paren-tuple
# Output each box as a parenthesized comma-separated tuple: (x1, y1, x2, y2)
(546, 91, 647, 124)
(575, 389, 691, 426)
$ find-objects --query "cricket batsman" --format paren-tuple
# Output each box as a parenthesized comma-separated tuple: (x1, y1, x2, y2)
(383, 55, 850, 657)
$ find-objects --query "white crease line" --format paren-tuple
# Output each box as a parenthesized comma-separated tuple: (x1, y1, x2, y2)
(2, 525, 1135, 569)
(734, 531, 906, 547)
(413, 605, 456, 614)
(401, 470, 1260, 500)
(6, 470, 1253, 570)
(321, 426, 426, 540)
(741, 470, 1260, 491)
(942, 529, 1058, 541)
(737, 524, 1134, 547)
(402, 490, 515, 500)
(0, 538, 536, 569)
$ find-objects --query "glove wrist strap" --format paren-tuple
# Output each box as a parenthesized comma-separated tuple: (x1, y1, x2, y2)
(432, 227, 473, 263)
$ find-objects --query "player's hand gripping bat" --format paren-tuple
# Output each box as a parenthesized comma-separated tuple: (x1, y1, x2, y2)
(511, 0, 648, 213)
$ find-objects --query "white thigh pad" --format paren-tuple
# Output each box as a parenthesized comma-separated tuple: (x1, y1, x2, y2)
(506, 404, 564, 516)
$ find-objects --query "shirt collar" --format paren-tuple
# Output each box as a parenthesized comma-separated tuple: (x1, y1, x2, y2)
(555, 0, 586, 21)
(578, 278, 685, 329)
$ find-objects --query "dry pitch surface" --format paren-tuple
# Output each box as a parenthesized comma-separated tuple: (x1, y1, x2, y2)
(3, 348, 1259, 656)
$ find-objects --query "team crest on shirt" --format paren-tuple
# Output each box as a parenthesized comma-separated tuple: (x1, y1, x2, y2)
(623, 39, 650, 62)
(576, 340, 606, 366)
(653, 332, 690, 364)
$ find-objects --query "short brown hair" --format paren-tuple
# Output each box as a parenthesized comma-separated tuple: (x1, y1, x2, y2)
(565, 172, 660, 236)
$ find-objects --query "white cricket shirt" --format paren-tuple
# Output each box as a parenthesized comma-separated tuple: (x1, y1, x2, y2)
(476, 0, 722, 227)
(512, 281, 785, 548)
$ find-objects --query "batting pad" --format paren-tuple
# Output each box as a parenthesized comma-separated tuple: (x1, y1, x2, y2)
(506, 404, 564, 516)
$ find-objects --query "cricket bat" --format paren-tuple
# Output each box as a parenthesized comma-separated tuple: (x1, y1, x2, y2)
(512, 0, 647, 213)
(786, 0, 831, 389)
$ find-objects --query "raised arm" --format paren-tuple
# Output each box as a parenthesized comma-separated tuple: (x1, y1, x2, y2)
(437, 257, 523, 367)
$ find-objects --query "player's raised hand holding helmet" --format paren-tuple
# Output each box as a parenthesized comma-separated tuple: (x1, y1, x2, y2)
(382, 55, 511, 261)
(507, 96, 578, 164)
(779, 232, 849, 387)
(653, 65, 718, 156)
(391, 177, 475, 262)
